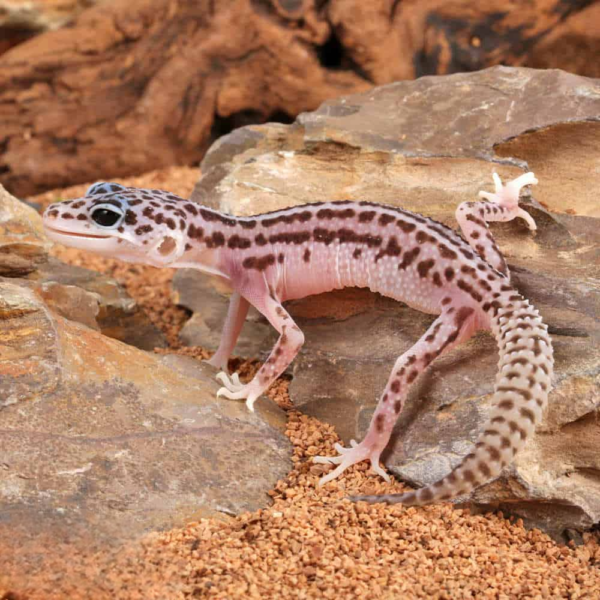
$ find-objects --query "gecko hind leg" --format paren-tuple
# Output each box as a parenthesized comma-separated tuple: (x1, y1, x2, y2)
(314, 305, 478, 487)
(314, 439, 390, 484)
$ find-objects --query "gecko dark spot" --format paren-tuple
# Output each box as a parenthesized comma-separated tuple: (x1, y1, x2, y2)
(382, 394, 388, 403)
(379, 213, 395, 226)
(466, 214, 486, 228)
(206, 231, 225, 248)
(498, 399, 514, 411)
(500, 437, 511, 449)
(179, 219, 186, 230)
(509, 421, 527, 439)
(76, 214, 87, 220)
(278, 253, 284, 263)
(317, 208, 334, 219)
(375, 415, 385, 433)
(417, 259, 435, 278)
(463, 469, 475, 483)
(394, 401, 402, 413)
(455, 306, 474, 330)
(438, 244, 458, 260)
(390, 380, 400, 393)
(117, 226, 124, 233)
(460, 265, 476, 276)
(358, 211, 376, 223)
(243, 254, 276, 271)
(431, 272, 442, 287)
(444, 267, 455, 282)
(135, 224, 153, 236)
(423, 352, 433, 363)
(520, 407, 536, 423)
(478, 279, 492, 292)
(484, 429, 500, 437)
(269, 231, 311, 245)
(154, 213, 164, 225)
(124, 210, 138, 226)
(47, 209, 59, 217)
(71, 201, 85, 209)
(353, 248, 362, 259)
(397, 220, 417, 233)
(406, 355, 416, 366)
(255, 233, 268, 246)
(142, 206, 154, 219)
(491, 416, 506, 425)
(375, 237, 402, 261)
(441, 297, 452, 306)
(303, 249, 311, 262)
(478, 462, 492, 477)
(228, 235, 252, 250)
(486, 446, 501, 461)
(185, 243, 192, 251)
(407, 370, 419, 383)
(460, 249, 474, 260)
(62, 213, 74, 219)
(183, 203, 198, 216)
(188, 223, 203, 240)
(240, 219, 257, 229)
(471, 231, 480, 239)
(398, 247, 420, 270)
(165, 217, 176, 230)
(313, 228, 337, 245)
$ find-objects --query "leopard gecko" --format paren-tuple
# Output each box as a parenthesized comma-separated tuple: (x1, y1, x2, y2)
(42, 172, 553, 506)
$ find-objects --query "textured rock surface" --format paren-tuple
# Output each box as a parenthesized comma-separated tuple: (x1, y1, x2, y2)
(179, 66, 600, 538)
(30, 257, 167, 350)
(0, 280, 290, 569)
(2, 0, 600, 196)
(0, 183, 50, 275)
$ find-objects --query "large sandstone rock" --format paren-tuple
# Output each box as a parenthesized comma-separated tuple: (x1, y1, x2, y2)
(178, 66, 600, 539)
(0, 280, 290, 574)
(0, 183, 50, 275)
(2, 0, 599, 196)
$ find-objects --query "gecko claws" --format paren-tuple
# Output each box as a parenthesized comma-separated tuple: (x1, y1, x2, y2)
(314, 441, 390, 486)
(216, 371, 244, 392)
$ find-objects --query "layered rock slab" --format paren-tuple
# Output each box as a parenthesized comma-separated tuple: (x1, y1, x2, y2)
(0, 281, 290, 574)
(178, 66, 600, 538)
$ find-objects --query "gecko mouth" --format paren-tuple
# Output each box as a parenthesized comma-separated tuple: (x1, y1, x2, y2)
(45, 226, 111, 240)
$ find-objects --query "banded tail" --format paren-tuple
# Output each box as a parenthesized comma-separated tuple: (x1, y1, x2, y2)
(352, 290, 554, 506)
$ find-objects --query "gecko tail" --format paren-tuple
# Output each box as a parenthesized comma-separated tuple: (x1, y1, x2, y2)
(352, 292, 554, 507)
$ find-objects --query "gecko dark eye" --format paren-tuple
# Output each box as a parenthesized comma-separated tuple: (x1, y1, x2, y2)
(90, 206, 123, 228)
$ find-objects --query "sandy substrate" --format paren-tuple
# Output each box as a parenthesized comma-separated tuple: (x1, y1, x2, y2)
(3, 166, 598, 599)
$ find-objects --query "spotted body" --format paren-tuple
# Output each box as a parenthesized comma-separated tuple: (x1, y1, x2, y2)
(42, 173, 553, 506)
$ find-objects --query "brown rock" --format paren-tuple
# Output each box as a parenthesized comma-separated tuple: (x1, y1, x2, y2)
(0, 280, 290, 572)
(0, 184, 50, 276)
(30, 257, 168, 350)
(2, 0, 600, 196)
(180, 66, 600, 538)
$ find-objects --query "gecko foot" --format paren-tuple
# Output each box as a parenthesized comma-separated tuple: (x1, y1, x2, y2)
(314, 439, 390, 485)
(215, 372, 260, 412)
(478, 171, 538, 231)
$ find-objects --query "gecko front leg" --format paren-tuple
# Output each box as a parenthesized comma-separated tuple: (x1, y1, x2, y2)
(456, 172, 538, 277)
(216, 288, 304, 412)
(205, 291, 250, 373)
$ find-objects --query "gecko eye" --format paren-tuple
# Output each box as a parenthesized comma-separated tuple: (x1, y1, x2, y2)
(90, 204, 124, 228)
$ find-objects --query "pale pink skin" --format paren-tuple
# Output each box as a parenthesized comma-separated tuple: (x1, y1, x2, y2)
(42, 173, 554, 506)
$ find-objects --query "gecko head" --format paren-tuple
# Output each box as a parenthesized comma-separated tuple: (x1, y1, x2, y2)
(42, 182, 190, 266)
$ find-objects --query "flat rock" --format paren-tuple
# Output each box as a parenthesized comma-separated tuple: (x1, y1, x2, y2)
(0, 280, 290, 572)
(30, 257, 167, 350)
(179, 66, 600, 539)
(0, 183, 50, 276)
